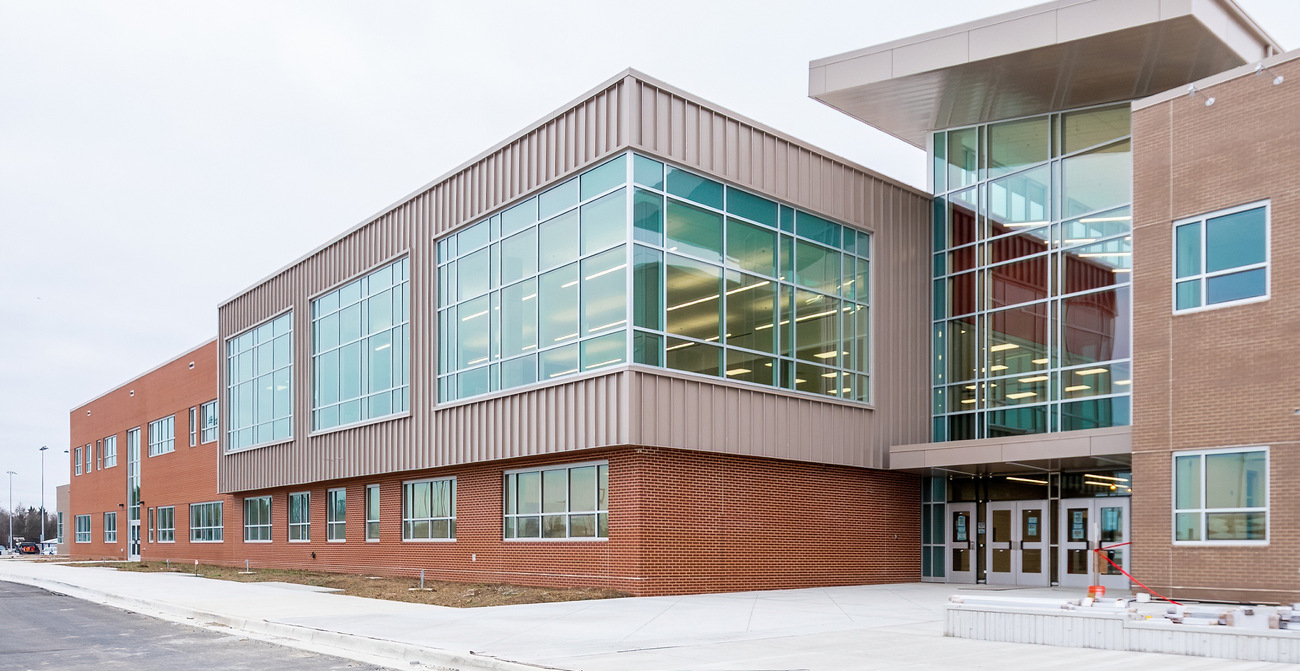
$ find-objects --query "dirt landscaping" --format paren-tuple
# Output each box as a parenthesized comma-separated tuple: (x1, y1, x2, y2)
(71, 561, 629, 608)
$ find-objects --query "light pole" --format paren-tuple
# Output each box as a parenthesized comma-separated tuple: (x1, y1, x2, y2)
(39, 446, 48, 545)
(5, 470, 15, 551)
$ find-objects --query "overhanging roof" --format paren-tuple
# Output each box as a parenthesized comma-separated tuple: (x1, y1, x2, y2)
(810, 0, 1282, 147)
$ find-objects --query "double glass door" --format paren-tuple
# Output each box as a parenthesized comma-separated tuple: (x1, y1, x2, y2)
(985, 501, 1049, 586)
(1059, 498, 1129, 589)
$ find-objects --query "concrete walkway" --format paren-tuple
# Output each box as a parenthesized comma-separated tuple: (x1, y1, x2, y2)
(0, 559, 1290, 670)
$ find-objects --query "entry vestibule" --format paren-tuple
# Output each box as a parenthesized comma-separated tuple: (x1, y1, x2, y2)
(927, 471, 1131, 587)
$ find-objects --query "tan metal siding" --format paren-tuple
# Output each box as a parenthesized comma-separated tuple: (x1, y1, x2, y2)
(219, 72, 932, 493)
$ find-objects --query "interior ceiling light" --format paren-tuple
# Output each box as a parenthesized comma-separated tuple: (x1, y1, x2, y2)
(1084, 474, 1129, 482)
(990, 343, 1019, 352)
(1031, 358, 1050, 365)
(1064, 385, 1090, 392)
(1075, 368, 1108, 376)
(1018, 375, 1049, 383)
(1006, 392, 1037, 399)
(1006, 476, 1048, 485)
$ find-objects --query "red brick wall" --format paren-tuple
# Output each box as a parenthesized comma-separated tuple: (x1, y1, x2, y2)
(1131, 56, 1300, 603)
(219, 447, 919, 596)
(68, 340, 237, 562)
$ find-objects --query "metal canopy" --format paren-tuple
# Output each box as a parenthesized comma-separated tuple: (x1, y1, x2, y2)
(809, 0, 1280, 147)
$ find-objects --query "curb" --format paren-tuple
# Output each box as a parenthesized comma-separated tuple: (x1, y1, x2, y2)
(1, 571, 559, 671)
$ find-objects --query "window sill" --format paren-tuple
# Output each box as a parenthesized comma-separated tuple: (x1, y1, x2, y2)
(309, 411, 411, 438)
(244, 539, 273, 544)
(1172, 540, 1268, 547)
(401, 538, 456, 543)
(190, 540, 224, 544)
(1173, 294, 1268, 315)
(503, 537, 609, 543)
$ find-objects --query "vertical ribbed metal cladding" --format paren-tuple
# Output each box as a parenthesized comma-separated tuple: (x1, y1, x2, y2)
(219, 71, 931, 494)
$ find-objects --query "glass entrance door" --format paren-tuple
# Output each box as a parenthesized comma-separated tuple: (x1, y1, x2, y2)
(948, 502, 976, 583)
(986, 500, 1049, 586)
(1059, 498, 1130, 589)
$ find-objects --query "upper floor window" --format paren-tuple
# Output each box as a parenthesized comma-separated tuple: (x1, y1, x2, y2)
(103, 435, 117, 468)
(312, 258, 410, 431)
(200, 400, 218, 443)
(74, 447, 82, 475)
(189, 407, 198, 446)
(1174, 202, 1269, 312)
(435, 152, 871, 405)
(84, 444, 91, 473)
(148, 416, 175, 456)
(226, 312, 293, 450)
(1174, 446, 1267, 544)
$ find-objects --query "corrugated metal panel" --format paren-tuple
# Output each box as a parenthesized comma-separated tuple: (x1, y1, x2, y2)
(219, 72, 932, 493)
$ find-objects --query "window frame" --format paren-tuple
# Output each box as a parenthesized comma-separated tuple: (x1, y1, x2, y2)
(243, 495, 273, 543)
(401, 477, 456, 542)
(288, 491, 310, 542)
(189, 406, 198, 447)
(75, 514, 91, 543)
(147, 415, 175, 457)
(200, 400, 218, 443)
(503, 460, 609, 542)
(1172, 445, 1269, 546)
(189, 501, 224, 543)
(96, 439, 102, 470)
(365, 484, 380, 542)
(74, 446, 82, 475)
(103, 434, 117, 468)
(103, 511, 117, 544)
(225, 310, 295, 452)
(1172, 200, 1270, 314)
(327, 488, 346, 542)
(157, 506, 175, 543)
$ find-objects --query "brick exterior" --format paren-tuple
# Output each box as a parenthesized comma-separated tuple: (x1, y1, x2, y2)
(68, 343, 920, 595)
(1131, 56, 1300, 603)
(68, 341, 237, 563)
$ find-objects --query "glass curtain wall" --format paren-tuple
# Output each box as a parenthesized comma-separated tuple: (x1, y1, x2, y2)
(436, 152, 872, 404)
(931, 105, 1132, 441)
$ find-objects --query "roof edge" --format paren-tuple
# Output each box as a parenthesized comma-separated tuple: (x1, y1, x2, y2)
(1134, 47, 1300, 110)
(70, 337, 218, 413)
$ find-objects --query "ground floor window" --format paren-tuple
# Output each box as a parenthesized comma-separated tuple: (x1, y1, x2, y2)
(103, 512, 117, 543)
(245, 496, 272, 541)
(289, 492, 309, 541)
(74, 515, 90, 543)
(57, 512, 64, 543)
(327, 488, 346, 541)
(190, 502, 223, 542)
(365, 485, 380, 541)
(402, 478, 455, 541)
(504, 462, 608, 539)
(1174, 446, 1268, 543)
(158, 506, 175, 542)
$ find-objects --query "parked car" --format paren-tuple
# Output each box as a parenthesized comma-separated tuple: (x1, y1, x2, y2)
(16, 542, 39, 555)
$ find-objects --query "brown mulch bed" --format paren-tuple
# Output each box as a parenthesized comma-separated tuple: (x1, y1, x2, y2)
(72, 561, 628, 608)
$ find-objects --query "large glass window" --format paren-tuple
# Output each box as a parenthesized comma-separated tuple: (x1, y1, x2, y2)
(1174, 202, 1268, 312)
(436, 152, 872, 404)
(1174, 447, 1267, 543)
(103, 435, 117, 468)
(504, 462, 608, 540)
(226, 312, 293, 450)
(931, 105, 1132, 440)
(190, 502, 223, 542)
(327, 488, 346, 541)
(402, 478, 455, 541)
(244, 496, 272, 542)
(312, 258, 410, 430)
(147, 416, 174, 457)
(288, 492, 309, 541)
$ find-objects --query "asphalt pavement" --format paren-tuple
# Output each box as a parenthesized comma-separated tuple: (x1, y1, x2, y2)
(0, 580, 382, 670)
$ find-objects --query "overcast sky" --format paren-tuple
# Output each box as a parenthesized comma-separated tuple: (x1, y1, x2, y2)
(2, 1, 1297, 511)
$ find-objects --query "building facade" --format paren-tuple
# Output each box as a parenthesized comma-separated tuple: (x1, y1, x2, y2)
(68, 340, 236, 563)
(810, 0, 1295, 601)
(65, 0, 1297, 602)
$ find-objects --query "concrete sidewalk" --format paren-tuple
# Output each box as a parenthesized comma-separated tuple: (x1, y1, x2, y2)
(0, 559, 1288, 670)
